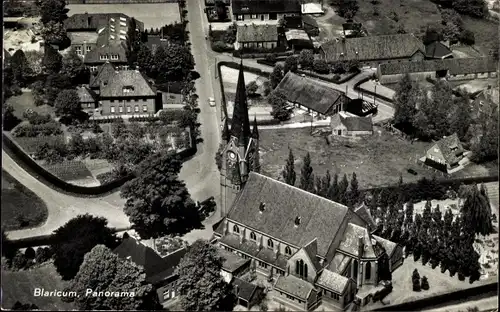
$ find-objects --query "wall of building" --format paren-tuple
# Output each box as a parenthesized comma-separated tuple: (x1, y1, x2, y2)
(71, 40, 97, 58)
(156, 283, 179, 307)
(235, 41, 277, 51)
(390, 245, 404, 272)
(233, 12, 298, 22)
(100, 97, 156, 115)
(425, 144, 446, 165)
(378, 71, 436, 84)
(320, 289, 347, 310)
(287, 249, 319, 284)
(272, 291, 308, 311)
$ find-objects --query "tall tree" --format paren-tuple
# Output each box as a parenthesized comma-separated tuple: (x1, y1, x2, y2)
(422, 200, 433, 230)
(51, 214, 119, 280)
(61, 48, 89, 85)
(65, 245, 160, 310)
(10, 50, 33, 87)
(176, 240, 236, 311)
(298, 49, 314, 69)
(299, 152, 315, 193)
(347, 172, 360, 207)
(2, 105, 22, 131)
(126, 18, 141, 68)
(38, 0, 68, 24)
(281, 148, 296, 186)
(319, 170, 332, 198)
(42, 45, 62, 74)
(392, 73, 421, 133)
(338, 174, 349, 205)
(40, 20, 67, 46)
(337, 0, 359, 19)
(283, 55, 298, 74)
(461, 185, 493, 236)
(54, 89, 86, 125)
(268, 89, 292, 121)
(449, 95, 472, 141)
(471, 111, 499, 163)
(120, 152, 202, 239)
(269, 64, 284, 89)
(327, 173, 339, 202)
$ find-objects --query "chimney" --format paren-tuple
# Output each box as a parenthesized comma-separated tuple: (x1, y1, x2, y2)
(358, 236, 364, 259)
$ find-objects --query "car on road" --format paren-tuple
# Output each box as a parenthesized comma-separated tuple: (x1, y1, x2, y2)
(208, 97, 216, 107)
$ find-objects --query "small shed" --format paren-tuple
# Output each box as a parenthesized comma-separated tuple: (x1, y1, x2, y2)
(331, 112, 373, 137)
(232, 277, 262, 308)
(285, 29, 313, 50)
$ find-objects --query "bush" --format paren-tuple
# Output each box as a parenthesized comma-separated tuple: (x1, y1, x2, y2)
(23, 111, 52, 125)
(421, 276, 429, 290)
(459, 30, 475, 45)
(24, 247, 36, 260)
(412, 269, 421, 291)
(35, 247, 53, 263)
(11, 251, 28, 270)
(458, 272, 465, 281)
(212, 40, 229, 52)
(313, 59, 330, 74)
(265, 53, 277, 63)
(12, 120, 63, 137)
(332, 74, 341, 82)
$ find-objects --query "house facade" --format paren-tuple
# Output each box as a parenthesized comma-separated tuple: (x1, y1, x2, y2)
(377, 57, 498, 84)
(77, 86, 98, 115)
(423, 133, 468, 173)
(320, 34, 425, 67)
(235, 24, 279, 50)
(331, 112, 373, 137)
(231, 0, 301, 22)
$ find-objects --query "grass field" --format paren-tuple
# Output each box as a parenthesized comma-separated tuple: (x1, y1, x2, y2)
(1, 170, 48, 231)
(460, 15, 499, 56)
(67, 3, 181, 30)
(6, 92, 55, 120)
(44, 161, 95, 182)
(1, 263, 75, 310)
(259, 127, 498, 189)
(355, 0, 442, 36)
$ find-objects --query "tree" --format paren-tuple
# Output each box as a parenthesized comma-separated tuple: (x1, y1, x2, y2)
(298, 49, 314, 70)
(337, 0, 359, 19)
(61, 48, 89, 85)
(461, 185, 493, 236)
(347, 172, 360, 207)
(459, 29, 475, 45)
(40, 20, 67, 46)
(54, 89, 86, 124)
(42, 45, 62, 74)
(327, 173, 339, 202)
(449, 94, 472, 141)
(283, 55, 298, 74)
(35, 247, 53, 263)
(338, 174, 349, 205)
(269, 64, 284, 89)
(120, 152, 202, 239)
(152, 44, 195, 82)
(215, 0, 228, 20)
(10, 50, 33, 87)
(423, 25, 444, 45)
(65, 245, 160, 310)
(392, 73, 421, 133)
(452, 0, 488, 18)
(268, 89, 292, 121)
(38, 0, 68, 24)
(51, 214, 119, 280)
(246, 81, 259, 96)
(176, 240, 236, 311)
(69, 133, 87, 156)
(299, 152, 315, 193)
(24, 247, 36, 260)
(313, 59, 330, 74)
(412, 269, 421, 291)
(2, 228, 17, 261)
(215, 143, 224, 171)
(471, 111, 499, 163)
(421, 276, 429, 290)
(11, 251, 28, 270)
(319, 170, 332, 198)
(136, 44, 153, 75)
(282, 148, 296, 186)
(2, 105, 22, 131)
(126, 18, 141, 68)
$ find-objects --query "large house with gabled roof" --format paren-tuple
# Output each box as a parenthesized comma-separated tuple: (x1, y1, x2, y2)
(423, 133, 468, 173)
(231, 0, 301, 22)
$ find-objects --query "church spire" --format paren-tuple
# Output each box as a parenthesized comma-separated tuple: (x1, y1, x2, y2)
(222, 117, 230, 142)
(252, 115, 259, 139)
(230, 60, 251, 145)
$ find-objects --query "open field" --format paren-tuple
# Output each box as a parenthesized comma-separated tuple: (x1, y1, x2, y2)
(460, 15, 499, 56)
(6, 92, 55, 120)
(1, 263, 75, 310)
(67, 3, 181, 30)
(355, 0, 442, 36)
(259, 127, 498, 189)
(1, 170, 48, 231)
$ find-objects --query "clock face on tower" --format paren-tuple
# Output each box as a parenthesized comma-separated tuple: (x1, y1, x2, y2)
(228, 151, 236, 161)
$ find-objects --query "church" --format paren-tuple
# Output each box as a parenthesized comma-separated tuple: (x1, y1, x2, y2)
(215, 62, 403, 311)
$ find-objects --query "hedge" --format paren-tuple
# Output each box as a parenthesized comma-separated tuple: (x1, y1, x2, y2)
(233, 50, 293, 59)
(296, 68, 360, 84)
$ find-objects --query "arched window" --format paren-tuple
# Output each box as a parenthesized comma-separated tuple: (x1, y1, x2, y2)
(296, 259, 307, 279)
(233, 225, 239, 233)
(295, 260, 300, 275)
(285, 246, 292, 255)
(267, 239, 274, 248)
(365, 262, 371, 280)
(250, 232, 256, 241)
(304, 263, 308, 279)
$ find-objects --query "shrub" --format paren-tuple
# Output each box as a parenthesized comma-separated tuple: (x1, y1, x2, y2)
(24, 247, 36, 260)
(35, 247, 53, 263)
(459, 30, 475, 45)
(265, 53, 277, 63)
(12, 120, 63, 137)
(458, 272, 465, 281)
(23, 111, 52, 125)
(412, 269, 421, 291)
(11, 251, 28, 270)
(421, 276, 429, 290)
(212, 40, 229, 52)
(332, 74, 341, 82)
(313, 59, 330, 74)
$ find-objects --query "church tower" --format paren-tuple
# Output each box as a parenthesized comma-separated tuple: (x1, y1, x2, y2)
(220, 61, 260, 217)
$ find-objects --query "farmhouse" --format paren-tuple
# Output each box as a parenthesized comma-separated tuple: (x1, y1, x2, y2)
(113, 237, 187, 308)
(64, 13, 144, 70)
(473, 85, 499, 118)
(213, 172, 403, 311)
(235, 24, 279, 50)
(276, 71, 347, 118)
(320, 34, 425, 66)
(330, 112, 373, 137)
(76, 86, 98, 115)
(423, 133, 468, 173)
(231, 0, 301, 22)
(377, 57, 498, 84)
(424, 41, 453, 59)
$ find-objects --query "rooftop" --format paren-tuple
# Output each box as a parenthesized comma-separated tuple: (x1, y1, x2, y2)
(425, 41, 453, 59)
(332, 112, 373, 132)
(379, 57, 498, 76)
(338, 223, 384, 259)
(274, 274, 315, 300)
(432, 133, 465, 165)
(100, 70, 156, 97)
(231, 0, 301, 14)
(316, 269, 349, 294)
(237, 24, 278, 43)
(218, 249, 251, 273)
(232, 277, 258, 301)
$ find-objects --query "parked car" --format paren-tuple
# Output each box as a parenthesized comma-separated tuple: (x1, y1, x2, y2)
(208, 97, 216, 107)
(407, 168, 418, 175)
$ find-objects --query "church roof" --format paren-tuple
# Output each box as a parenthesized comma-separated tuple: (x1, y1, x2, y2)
(316, 269, 349, 294)
(274, 274, 315, 300)
(226, 172, 361, 257)
(337, 223, 384, 259)
(230, 62, 251, 144)
(354, 203, 377, 231)
(303, 238, 322, 272)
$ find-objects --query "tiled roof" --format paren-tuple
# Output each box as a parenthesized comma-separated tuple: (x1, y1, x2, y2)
(77, 86, 97, 103)
(113, 237, 186, 284)
(219, 233, 288, 269)
(233, 277, 258, 302)
(433, 133, 465, 165)
(67, 32, 99, 45)
(237, 24, 278, 43)
(218, 249, 250, 273)
(232, 0, 301, 14)
(64, 13, 144, 32)
(425, 41, 452, 59)
(321, 34, 424, 62)
(277, 72, 345, 115)
(373, 235, 397, 258)
(338, 223, 384, 259)
(354, 203, 377, 230)
(274, 274, 314, 300)
(303, 239, 322, 272)
(379, 57, 498, 75)
(89, 62, 116, 88)
(302, 15, 319, 28)
(329, 252, 351, 274)
(226, 172, 356, 257)
(473, 87, 499, 116)
(83, 40, 127, 64)
(331, 113, 373, 132)
(100, 70, 156, 97)
(316, 269, 349, 293)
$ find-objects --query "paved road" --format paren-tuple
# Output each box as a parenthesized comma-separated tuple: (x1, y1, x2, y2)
(422, 295, 499, 312)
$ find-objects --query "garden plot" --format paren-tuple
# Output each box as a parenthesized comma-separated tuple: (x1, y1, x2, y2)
(67, 3, 181, 30)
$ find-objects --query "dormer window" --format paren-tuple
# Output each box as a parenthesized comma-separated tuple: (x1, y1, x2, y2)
(285, 246, 292, 255)
(250, 232, 256, 241)
(99, 54, 109, 60)
(259, 202, 266, 213)
(294, 216, 301, 227)
(111, 54, 119, 60)
(267, 239, 274, 248)
(123, 86, 134, 93)
(233, 224, 240, 233)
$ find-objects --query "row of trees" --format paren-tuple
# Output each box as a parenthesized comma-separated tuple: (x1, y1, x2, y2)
(423, 10, 476, 46)
(431, 0, 489, 18)
(281, 149, 361, 208)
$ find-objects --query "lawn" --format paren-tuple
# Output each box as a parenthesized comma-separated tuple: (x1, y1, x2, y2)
(1, 170, 48, 231)
(258, 127, 495, 189)
(6, 92, 55, 120)
(355, 0, 442, 36)
(1, 263, 75, 310)
(67, 3, 181, 30)
(460, 15, 499, 56)
(43, 161, 95, 182)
